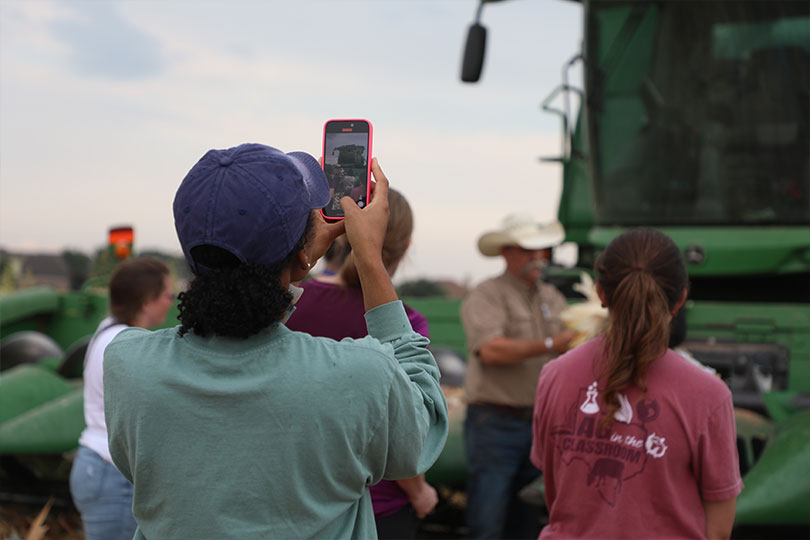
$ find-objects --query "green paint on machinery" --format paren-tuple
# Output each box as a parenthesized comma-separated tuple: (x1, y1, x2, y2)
(405, 298, 466, 358)
(0, 286, 108, 351)
(0, 286, 181, 460)
(0, 365, 77, 426)
(735, 409, 810, 526)
(0, 380, 84, 455)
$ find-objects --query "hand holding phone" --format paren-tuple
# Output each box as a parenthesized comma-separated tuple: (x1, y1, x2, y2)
(340, 158, 397, 310)
(341, 157, 389, 259)
(321, 119, 373, 221)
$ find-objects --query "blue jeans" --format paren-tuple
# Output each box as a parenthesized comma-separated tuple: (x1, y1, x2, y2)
(464, 404, 541, 540)
(69, 446, 137, 540)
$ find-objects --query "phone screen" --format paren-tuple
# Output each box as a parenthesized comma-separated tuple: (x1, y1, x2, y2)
(322, 119, 372, 220)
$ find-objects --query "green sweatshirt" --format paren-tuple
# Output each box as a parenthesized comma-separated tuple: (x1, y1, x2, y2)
(104, 300, 448, 539)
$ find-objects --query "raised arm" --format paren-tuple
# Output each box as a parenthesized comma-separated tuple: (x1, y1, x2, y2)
(344, 158, 448, 482)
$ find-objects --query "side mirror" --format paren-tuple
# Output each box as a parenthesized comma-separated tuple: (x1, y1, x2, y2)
(461, 22, 487, 83)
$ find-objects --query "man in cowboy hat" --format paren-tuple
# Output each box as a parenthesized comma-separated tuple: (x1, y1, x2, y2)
(461, 213, 577, 540)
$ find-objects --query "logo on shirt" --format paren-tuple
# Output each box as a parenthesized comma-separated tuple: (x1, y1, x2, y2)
(645, 433, 668, 459)
(551, 381, 669, 506)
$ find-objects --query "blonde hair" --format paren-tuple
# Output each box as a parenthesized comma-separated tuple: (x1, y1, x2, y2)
(341, 188, 413, 287)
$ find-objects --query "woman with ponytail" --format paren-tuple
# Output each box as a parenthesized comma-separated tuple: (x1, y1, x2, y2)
(530, 229, 742, 539)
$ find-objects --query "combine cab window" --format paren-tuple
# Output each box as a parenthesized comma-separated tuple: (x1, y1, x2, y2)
(588, 2, 810, 226)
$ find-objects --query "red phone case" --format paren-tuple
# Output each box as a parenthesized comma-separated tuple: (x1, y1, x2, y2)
(321, 119, 373, 222)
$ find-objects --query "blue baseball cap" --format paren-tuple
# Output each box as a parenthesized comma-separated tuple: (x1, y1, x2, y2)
(173, 143, 330, 274)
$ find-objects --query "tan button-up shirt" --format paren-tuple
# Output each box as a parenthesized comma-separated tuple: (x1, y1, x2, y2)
(461, 271, 567, 407)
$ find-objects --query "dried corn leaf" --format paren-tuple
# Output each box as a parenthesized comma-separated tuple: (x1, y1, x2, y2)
(24, 497, 53, 540)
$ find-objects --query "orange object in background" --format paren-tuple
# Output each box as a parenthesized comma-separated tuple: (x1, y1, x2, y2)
(109, 226, 134, 260)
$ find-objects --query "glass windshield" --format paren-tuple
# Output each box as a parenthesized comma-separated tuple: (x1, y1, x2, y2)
(587, 2, 810, 226)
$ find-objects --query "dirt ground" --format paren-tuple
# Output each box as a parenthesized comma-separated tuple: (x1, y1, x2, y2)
(0, 501, 83, 540)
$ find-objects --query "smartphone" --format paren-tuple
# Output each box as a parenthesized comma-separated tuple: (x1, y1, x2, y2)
(321, 119, 373, 221)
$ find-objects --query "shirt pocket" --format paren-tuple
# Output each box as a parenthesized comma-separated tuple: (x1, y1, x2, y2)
(505, 305, 536, 339)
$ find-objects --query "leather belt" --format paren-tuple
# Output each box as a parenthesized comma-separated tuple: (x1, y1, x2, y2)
(472, 402, 534, 422)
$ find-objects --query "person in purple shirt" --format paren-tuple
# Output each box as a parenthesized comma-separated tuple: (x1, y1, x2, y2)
(286, 188, 438, 539)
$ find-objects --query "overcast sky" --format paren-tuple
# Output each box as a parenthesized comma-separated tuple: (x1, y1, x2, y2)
(0, 0, 583, 285)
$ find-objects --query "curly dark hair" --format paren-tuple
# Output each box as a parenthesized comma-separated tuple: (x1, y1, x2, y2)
(177, 216, 313, 338)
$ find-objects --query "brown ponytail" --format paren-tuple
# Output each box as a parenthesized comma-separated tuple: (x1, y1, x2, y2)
(340, 188, 413, 287)
(595, 229, 688, 427)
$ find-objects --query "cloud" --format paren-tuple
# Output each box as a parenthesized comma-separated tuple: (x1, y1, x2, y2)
(49, 1, 163, 80)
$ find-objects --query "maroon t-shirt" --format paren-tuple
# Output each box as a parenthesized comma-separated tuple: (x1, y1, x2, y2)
(285, 279, 429, 517)
(531, 337, 743, 539)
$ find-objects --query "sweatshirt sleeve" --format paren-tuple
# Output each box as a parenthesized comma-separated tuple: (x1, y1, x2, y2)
(363, 300, 449, 480)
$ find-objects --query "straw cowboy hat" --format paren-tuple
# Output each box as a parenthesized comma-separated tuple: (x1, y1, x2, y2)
(477, 214, 565, 257)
